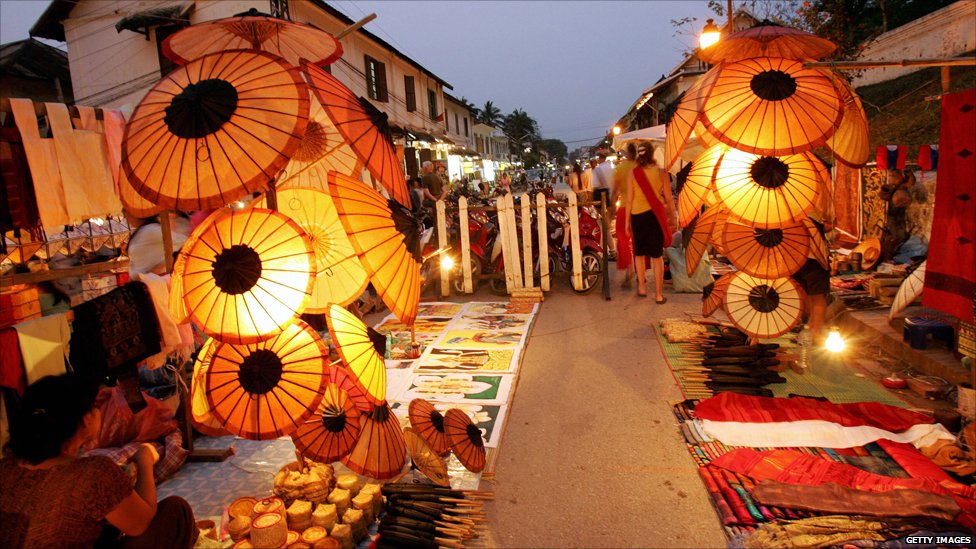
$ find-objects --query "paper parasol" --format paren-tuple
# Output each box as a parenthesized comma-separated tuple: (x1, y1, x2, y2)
(328, 171, 421, 327)
(256, 187, 368, 311)
(827, 79, 871, 168)
(803, 218, 830, 269)
(403, 427, 450, 487)
(698, 23, 837, 64)
(303, 61, 410, 206)
(721, 218, 810, 279)
(326, 304, 386, 406)
(169, 209, 223, 324)
(180, 207, 314, 344)
(700, 57, 843, 156)
(119, 172, 161, 217)
(665, 68, 720, 171)
(678, 143, 726, 227)
(276, 92, 361, 191)
(443, 408, 486, 473)
(685, 206, 726, 276)
(703, 273, 734, 317)
(205, 319, 328, 440)
(712, 148, 826, 229)
(189, 338, 228, 437)
(724, 273, 804, 339)
(408, 398, 451, 456)
(122, 49, 308, 210)
(162, 9, 343, 67)
(889, 261, 926, 320)
(341, 403, 407, 479)
(291, 379, 363, 463)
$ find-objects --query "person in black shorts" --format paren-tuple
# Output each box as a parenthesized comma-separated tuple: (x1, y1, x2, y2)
(792, 219, 830, 342)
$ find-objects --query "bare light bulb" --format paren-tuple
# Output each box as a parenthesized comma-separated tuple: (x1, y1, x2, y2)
(825, 327, 846, 353)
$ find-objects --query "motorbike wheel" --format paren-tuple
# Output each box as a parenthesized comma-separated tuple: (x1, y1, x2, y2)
(451, 256, 481, 295)
(571, 251, 602, 294)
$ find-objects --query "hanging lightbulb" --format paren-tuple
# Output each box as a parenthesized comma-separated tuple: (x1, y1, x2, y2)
(700, 18, 722, 50)
(825, 326, 846, 353)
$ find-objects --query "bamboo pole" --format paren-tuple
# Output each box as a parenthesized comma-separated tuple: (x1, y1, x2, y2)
(536, 192, 550, 292)
(334, 13, 377, 40)
(437, 199, 449, 297)
(567, 192, 582, 290)
(520, 194, 533, 287)
(458, 196, 473, 294)
(803, 56, 975, 69)
(506, 193, 522, 289)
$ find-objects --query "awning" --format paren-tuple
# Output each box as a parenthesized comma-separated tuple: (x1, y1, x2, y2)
(450, 148, 480, 157)
(116, 2, 193, 36)
(432, 133, 455, 145)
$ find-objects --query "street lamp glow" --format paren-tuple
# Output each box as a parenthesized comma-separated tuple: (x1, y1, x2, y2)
(440, 255, 455, 270)
(612, 126, 621, 136)
(700, 18, 721, 50)
(825, 327, 846, 353)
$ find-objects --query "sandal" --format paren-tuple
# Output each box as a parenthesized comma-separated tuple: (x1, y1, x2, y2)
(656, 296, 667, 304)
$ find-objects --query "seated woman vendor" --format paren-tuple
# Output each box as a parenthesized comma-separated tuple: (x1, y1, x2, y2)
(0, 374, 197, 549)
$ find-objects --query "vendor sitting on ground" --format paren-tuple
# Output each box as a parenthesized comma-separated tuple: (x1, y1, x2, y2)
(0, 373, 197, 549)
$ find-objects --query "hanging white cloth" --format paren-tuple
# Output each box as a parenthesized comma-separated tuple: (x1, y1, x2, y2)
(102, 109, 128, 188)
(46, 102, 122, 220)
(9, 98, 70, 228)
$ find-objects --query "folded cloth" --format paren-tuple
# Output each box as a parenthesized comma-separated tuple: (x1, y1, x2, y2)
(753, 480, 961, 521)
(919, 439, 976, 476)
(700, 418, 955, 449)
(88, 430, 188, 483)
(14, 313, 69, 384)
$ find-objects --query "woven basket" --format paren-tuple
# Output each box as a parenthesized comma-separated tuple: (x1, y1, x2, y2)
(272, 460, 335, 504)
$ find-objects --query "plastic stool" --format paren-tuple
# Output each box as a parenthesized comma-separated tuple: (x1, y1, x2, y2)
(903, 317, 954, 350)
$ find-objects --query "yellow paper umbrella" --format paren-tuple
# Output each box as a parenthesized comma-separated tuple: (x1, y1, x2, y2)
(700, 57, 843, 156)
(256, 188, 368, 311)
(724, 273, 804, 339)
(698, 23, 837, 65)
(276, 93, 362, 191)
(678, 143, 726, 227)
(291, 380, 362, 463)
(189, 338, 229, 437)
(803, 217, 830, 269)
(122, 49, 309, 210)
(685, 206, 726, 275)
(703, 272, 734, 317)
(326, 304, 386, 406)
(827, 79, 871, 168)
(206, 319, 328, 440)
(403, 427, 450, 487)
(180, 207, 314, 344)
(712, 148, 827, 229)
(328, 171, 421, 327)
(162, 9, 343, 68)
(721, 218, 810, 279)
(341, 403, 407, 480)
(665, 68, 720, 171)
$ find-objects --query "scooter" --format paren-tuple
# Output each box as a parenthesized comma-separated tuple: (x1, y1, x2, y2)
(543, 203, 604, 294)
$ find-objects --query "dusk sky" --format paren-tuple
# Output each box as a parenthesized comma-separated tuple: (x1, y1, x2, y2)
(1, 0, 718, 147)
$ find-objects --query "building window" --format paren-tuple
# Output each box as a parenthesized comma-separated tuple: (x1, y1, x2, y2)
(428, 89, 437, 120)
(155, 25, 184, 77)
(404, 75, 416, 112)
(454, 113, 459, 134)
(463, 117, 469, 137)
(364, 55, 388, 102)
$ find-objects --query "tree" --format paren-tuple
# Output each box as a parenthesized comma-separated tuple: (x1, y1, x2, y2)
(458, 96, 478, 118)
(539, 139, 568, 164)
(478, 100, 503, 127)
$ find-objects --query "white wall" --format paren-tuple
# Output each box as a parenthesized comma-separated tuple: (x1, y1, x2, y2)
(853, 0, 976, 87)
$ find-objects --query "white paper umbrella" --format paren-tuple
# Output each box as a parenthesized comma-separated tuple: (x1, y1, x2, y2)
(889, 261, 927, 320)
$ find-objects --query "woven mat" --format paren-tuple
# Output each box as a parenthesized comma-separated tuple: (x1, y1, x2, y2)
(654, 325, 909, 408)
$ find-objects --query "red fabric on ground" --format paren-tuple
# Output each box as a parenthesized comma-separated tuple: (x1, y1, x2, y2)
(693, 392, 934, 431)
(922, 89, 976, 323)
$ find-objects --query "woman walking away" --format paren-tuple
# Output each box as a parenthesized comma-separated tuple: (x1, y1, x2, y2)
(0, 373, 198, 549)
(612, 143, 637, 288)
(625, 142, 676, 303)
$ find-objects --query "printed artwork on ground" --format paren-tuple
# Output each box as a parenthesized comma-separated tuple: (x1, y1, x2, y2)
(465, 302, 538, 315)
(453, 313, 533, 332)
(395, 373, 514, 404)
(416, 303, 465, 317)
(386, 331, 440, 360)
(436, 329, 523, 349)
(415, 348, 517, 374)
(376, 317, 453, 333)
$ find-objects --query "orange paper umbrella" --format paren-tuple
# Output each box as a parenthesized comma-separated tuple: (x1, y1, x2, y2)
(698, 22, 837, 65)
(326, 304, 386, 406)
(256, 187, 368, 311)
(721, 218, 810, 279)
(206, 320, 328, 440)
(303, 61, 410, 206)
(190, 338, 229, 437)
(123, 49, 308, 211)
(169, 209, 223, 324)
(119, 172, 161, 218)
(276, 93, 361, 191)
(724, 273, 804, 339)
(678, 143, 726, 227)
(827, 79, 871, 168)
(710, 209, 731, 256)
(162, 8, 342, 67)
(703, 272, 734, 317)
(341, 403, 407, 479)
(665, 68, 720, 171)
(403, 427, 450, 487)
(700, 57, 843, 156)
(712, 148, 827, 229)
(443, 408, 486, 474)
(328, 171, 421, 326)
(180, 207, 314, 344)
(803, 218, 830, 269)
(408, 398, 451, 456)
(291, 380, 363, 463)
(685, 206, 726, 275)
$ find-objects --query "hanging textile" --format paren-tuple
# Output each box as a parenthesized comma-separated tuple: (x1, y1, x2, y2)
(14, 313, 70, 385)
(101, 109, 127, 188)
(0, 328, 25, 395)
(0, 119, 42, 240)
(917, 144, 939, 171)
(875, 144, 907, 170)
(9, 98, 70, 228)
(45, 103, 121, 220)
(923, 89, 976, 323)
(831, 161, 860, 239)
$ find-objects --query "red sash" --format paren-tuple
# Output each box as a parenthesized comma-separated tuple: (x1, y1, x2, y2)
(633, 166, 672, 248)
